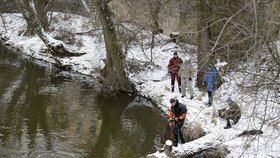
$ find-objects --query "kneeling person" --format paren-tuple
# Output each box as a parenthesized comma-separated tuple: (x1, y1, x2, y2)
(220, 97, 241, 129)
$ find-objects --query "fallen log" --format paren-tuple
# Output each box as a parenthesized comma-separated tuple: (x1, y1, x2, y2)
(147, 133, 222, 158)
(48, 42, 86, 57)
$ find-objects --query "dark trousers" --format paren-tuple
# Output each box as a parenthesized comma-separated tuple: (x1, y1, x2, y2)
(173, 121, 185, 144)
(226, 118, 231, 126)
(207, 91, 214, 105)
(171, 72, 181, 89)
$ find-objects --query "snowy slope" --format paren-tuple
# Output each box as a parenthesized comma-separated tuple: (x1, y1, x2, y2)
(0, 13, 279, 158)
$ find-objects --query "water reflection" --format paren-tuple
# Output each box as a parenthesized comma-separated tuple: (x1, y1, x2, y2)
(0, 49, 166, 158)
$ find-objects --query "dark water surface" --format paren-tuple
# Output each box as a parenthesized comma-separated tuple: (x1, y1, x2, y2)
(0, 48, 166, 158)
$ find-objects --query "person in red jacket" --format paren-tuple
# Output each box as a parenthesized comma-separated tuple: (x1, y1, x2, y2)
(168, 51, 183, 92)
(168, 98, 186, 147)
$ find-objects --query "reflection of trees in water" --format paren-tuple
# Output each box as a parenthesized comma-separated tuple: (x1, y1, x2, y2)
(117, 106, 165, 157)
(0, 59, 95, 156)
(0, 55, 166, 157)
(0, 50, 25, 156)
(45, 78, 99, 156)
(0, 61, 52, 156)
(23, 62, 52, 151)
(88, 94, 129, 158)
(88, 95, 166, 158)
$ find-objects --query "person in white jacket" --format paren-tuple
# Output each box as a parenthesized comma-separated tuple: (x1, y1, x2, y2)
(179, 57, 194, 99)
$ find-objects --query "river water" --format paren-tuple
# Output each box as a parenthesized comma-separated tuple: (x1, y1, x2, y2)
(0, 48, 167, 158)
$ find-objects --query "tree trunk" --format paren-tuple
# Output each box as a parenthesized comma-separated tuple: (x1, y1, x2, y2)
(35, 0, 49, 31)
(94, 0, 136, 93)
(196, 0, 212, 90)
(14, 0, 86, 69)
(149, 0, 161, 62)
(14, 0, 36, 35)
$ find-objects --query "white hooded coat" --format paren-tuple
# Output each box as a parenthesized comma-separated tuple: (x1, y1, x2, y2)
(179, 59, 194, 97)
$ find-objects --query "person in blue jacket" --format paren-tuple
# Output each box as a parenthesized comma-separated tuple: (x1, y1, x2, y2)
(203, 65, 218, 106)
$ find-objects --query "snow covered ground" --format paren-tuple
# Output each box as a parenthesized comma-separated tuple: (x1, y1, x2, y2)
(0, 13, 279, 158)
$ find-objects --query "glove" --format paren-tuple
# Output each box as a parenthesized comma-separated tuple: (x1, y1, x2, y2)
(189, 77, 192, 81)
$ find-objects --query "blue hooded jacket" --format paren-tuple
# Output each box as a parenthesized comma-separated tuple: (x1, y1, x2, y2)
(204, 66, 218, 92)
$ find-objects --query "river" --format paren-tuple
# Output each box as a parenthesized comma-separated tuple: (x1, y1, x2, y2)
(0, 47, 167, 158)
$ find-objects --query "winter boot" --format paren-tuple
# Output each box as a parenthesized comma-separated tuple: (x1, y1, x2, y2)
(173, 139, 178, 147)
(179, 132, 185, 144)
(180, 137, 185, 144)
(171, 80, 175, 92)
(224, 125, 231, 129)
(224, 119, 232, 129)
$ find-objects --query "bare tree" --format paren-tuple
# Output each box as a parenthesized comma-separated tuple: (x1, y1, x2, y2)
(94, 0, 136, 93)
(195, 0, 212, 89)
(194, 0, 280, 156)
(14, 0, 85, 59)
(34, 0, 49, 31)
(149, 0, 167, 62)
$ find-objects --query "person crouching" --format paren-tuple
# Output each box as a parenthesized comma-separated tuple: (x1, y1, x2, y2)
(219, 97, 241, 129)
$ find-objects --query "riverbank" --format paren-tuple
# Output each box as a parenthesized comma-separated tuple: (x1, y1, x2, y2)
(1, 12, 279, 158)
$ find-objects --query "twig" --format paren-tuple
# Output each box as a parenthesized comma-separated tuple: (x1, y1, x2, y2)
(0, 13, 7, 32)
